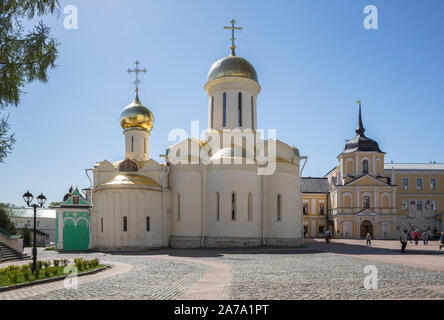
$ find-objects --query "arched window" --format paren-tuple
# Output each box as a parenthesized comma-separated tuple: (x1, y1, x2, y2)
(277, 194, 282, 221)
(215, 192, 220, 221)
(362, 160, 369, 174)
(223, 92, 227, 127)
(251, 96, 254, 129)
(131, 136, 134, 152)
(231, 192, 236, 220)
(248, 193, 253, 221)
(119, 159, 138, 172)
(176, 193, 181, 221)
(238, 92, 242, 127)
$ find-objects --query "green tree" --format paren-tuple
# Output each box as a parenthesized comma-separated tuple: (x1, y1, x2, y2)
(22, 224, 31, 246)
(0, 206, 15, 234)
(0, 0, 60, 163)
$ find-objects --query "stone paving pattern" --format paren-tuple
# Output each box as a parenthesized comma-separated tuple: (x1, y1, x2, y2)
(0, 240, 442, 300)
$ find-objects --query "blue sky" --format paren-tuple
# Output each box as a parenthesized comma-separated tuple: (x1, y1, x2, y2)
(1, 0, 443, 206)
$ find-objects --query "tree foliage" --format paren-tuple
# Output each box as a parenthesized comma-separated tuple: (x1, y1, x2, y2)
(0, 206, 16, 234)
(0, 0, 60, 162)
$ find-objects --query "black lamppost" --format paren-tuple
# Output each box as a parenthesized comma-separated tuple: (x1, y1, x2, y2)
(22, 190, 46, 273)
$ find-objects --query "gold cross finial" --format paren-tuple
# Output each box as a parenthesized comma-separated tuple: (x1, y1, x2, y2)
(356, 100, 361, 105)
(127, 60, 147, 99)
(224, 19, 243, 56)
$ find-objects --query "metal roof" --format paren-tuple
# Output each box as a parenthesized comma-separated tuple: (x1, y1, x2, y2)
(10, 209, 56, 219)
(384, 163, 444, 170)
(301, 177, 330, 193)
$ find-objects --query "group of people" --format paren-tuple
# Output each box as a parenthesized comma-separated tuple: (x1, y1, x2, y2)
(399, 230, 444, 253)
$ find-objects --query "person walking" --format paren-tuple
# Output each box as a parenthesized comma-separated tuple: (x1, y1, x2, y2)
(400, 229, 408, 253)
(422, 231, 428, 245)
(325, 230, 331, 243)
(366, 232, 372, 246)
(413, 230, 419, 245)
(439, 232, 444, 251)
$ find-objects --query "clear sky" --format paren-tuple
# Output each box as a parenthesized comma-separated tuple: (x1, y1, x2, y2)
(1, 0, 443, 206)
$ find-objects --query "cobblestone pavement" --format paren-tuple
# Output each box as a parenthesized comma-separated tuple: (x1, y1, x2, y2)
(1, 241, 443, 300)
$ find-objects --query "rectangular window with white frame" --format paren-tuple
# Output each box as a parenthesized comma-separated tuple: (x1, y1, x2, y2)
(431, 200, 438, 211)
(416, 178, 423, 190)
(402, 178, 409, 190)
(430, 178, 437, 191)
(416, 200, 423, 211)
(402, 200, 408, 211)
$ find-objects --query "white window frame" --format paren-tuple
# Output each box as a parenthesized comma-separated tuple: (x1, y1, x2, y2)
(402, 177, 409, 190)
(416, 178, 423, 190)
(430, 177, 437, 191)
(401, 200, 408, 211)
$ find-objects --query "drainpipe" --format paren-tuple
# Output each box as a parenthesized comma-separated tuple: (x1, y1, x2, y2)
(85, 168, 93, 249)
(201, 164, 207, 247)
(160, 155, 169, 248)
(261, 174, 265, 245)
(299, 156, 308, 244)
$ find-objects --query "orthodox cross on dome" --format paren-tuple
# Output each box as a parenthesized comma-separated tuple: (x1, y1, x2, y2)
(127, 60, 147, 99)
(224, 19, 243, 56)
(355, 100, 366, 136)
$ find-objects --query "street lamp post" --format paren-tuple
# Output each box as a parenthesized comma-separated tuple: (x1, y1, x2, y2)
(22, 191, 46, 273)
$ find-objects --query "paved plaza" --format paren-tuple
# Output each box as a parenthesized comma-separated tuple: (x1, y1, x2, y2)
(0, 239, 443, 300)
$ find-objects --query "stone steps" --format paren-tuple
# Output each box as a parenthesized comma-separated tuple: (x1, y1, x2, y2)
(0, 243, 31, 263)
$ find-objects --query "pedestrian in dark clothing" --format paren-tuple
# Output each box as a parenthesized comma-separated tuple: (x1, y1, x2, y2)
(400, 230, 408, 253)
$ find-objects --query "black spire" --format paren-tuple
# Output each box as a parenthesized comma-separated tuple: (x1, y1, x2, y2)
(355, 101, 365, 136)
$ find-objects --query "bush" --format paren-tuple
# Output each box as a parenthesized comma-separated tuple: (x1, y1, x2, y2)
(20, 265, 30, 273)
(23, 269, 31, 281)
(60, 258, 69, 267)
(43, 267, 51, 278)
(91, 258, 99, 267)
(53, 259, 60, 267)
(82, 260, 89, 270)
(43, 261, 51, 268)
(51, 267, 59, 276)
(7, 270, 20, 283)
(36, 261, 44, 270)
(74, 258, 83, 271)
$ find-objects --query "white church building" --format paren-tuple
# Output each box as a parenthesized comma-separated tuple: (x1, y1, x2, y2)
(58, 23, 303, 251)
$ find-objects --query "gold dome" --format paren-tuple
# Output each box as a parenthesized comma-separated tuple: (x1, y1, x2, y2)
(206, 55, 258, 84)
(119, 96, 153, 132)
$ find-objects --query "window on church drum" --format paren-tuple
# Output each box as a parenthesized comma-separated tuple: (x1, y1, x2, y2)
(101, 217, 104, 232)
(211, 96, 214, 128)
(430, 178, 437, 190)
(123, 216, 128, 232)
(146, 216, 150, 232)
(223, 92, 227, 127)
(277, 194, 282, 221)
(231, 192, 236, 220)
(416, 178, 423, 190)
(303, 203, 308, 215)
(248, 193, 253, 222)
(238, 92, 242, 127)
(363, 196, 371, 208)
(72, 196, 79, 204)
(251, 96, 254, 129)
(319, 203, 325, 215)
(131, 136, 134, 152)
(215, 192, 220, 221)
(402, 178, 409, 190)
(362, 160, 369, 174)
(144, 137, 146, 154)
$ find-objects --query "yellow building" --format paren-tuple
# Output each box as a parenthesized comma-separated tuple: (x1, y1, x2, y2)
(302, 102, 444, 239)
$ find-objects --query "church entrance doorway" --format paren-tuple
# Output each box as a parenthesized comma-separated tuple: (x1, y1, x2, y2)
(360, 220, 373, 238)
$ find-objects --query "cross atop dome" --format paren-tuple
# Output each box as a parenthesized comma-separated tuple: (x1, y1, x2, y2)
(127, 60, 147, 99)
(224, 19, 243, 56)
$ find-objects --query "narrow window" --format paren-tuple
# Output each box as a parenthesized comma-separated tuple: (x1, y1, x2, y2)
(303, 203, 308, 215)
(101, 217, 103, 232)
(416, 178, 423, 190)
(146, 216, 150, 232)
(431, 200, 437, 211)
(363, 196, 370, 208)
(362, 160, 369, 174)
(430, 178, 437, 190)
(251, 96, 254, 129)
(123, 216, 128, 232)
(402, 178, 409, 190)
(319, 203, 325, 215)
(319, 225, 324, 234)
(402, 201, 408, 211)
(277, 194, 282, 221)
(144, 137, 146, 154)
(417, 200, 423, 211)
(72, 196, 79, 204)
(176, 193, 181, 221)
(215, 192, 220, 221)
(211, 96, 214, 128)
(248, 193, 253, 222)
(231, 192, 236, 220)
(131, 136, 134, 152)
(238, 92, 242, 127)
(223, 92, 227, 127)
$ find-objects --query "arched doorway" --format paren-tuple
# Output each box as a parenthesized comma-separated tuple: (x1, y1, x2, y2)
(360, 220, 373, 238)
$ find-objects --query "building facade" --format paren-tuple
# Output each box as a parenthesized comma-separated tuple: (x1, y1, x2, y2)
(10, 209, 56, 246)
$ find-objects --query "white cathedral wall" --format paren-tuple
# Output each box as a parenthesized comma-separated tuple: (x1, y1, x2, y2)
(93, 187, 164, 250)
(205, 165, 261, 238)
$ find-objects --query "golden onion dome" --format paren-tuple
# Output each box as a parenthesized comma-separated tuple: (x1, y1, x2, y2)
(206, 55, 258, 84)
(119, 96, 153, 132)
